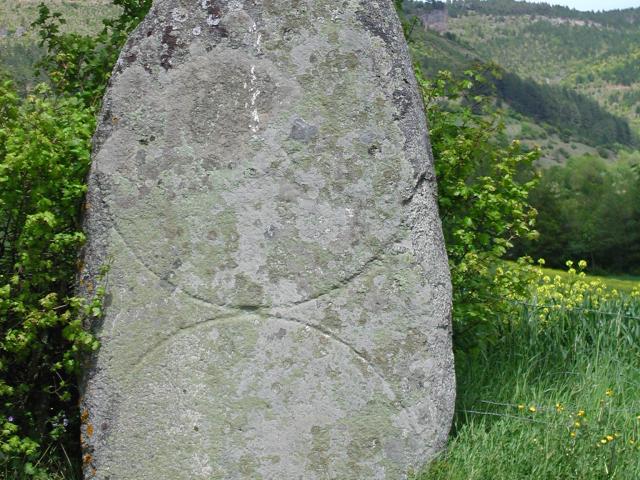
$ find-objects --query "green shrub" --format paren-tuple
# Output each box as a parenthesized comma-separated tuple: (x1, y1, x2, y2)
(0, 1, 150, 476)
(558, 147, 570, 159)
(597, 146, 611, 159)
(415, 67, 539, 350)
(34, 0, 152, 108)
(0, 79, 100, 478)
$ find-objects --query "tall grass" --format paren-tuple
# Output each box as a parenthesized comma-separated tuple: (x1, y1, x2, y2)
(419, 269, 640, 479)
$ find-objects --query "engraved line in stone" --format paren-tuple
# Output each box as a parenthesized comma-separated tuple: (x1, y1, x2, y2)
(110, 225, 237, 310)
(109, 223, 402, 310)
(270, 313, 400, 401)
(129, 310, 249, 369)
(111, 221, 388, 378)
(109, 224, 430, 388)
(277, 233, 407, 310)
(129, 313, 412, 415)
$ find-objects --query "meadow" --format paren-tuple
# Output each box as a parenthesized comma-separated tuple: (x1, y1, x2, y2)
(419, 265, 640, 479)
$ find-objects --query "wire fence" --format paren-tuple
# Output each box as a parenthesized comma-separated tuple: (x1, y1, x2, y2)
(453, 293, 640, 423)
(479, 400, 640, 414)
(458, 399, 640, 425)
(459, 409, 549, 424)
(468, 292, 640, 321)
(510, 299, 640, 321)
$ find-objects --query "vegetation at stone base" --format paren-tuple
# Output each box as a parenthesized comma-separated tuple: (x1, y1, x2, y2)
(415, 266, 640, 479)
(0, 1, 150, 478)
(516, 153, 640, 275)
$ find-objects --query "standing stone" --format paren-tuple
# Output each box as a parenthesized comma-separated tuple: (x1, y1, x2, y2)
(80, 1, 454, 478)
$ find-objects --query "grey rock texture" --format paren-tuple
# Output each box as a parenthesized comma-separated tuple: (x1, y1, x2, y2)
(80, 0, 454, 478)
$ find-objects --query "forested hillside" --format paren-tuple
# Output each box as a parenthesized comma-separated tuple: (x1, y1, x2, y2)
(404, 0, 640, 273)
(437, 0, 640, 135)
(406, 3, 637, 149)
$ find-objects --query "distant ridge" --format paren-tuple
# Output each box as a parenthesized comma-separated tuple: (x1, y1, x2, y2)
(407, 0, 640, 27)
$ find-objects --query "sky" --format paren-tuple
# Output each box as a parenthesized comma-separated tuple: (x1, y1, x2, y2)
(527, 0, 640, 11)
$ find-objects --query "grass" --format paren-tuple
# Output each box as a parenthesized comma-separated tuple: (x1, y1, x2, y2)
(417, 270, 640, 479)
(4, 445, 81, 480)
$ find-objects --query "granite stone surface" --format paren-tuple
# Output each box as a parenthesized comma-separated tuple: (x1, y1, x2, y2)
(80, 1, 455, 478)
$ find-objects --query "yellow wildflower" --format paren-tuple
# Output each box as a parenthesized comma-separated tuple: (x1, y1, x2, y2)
(577, 410, 585, 417)
(606, 435, 614, 442)
(529, 405, 537, 413)
(606, 389, 614, 397)
(578, 260, 587, 269)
